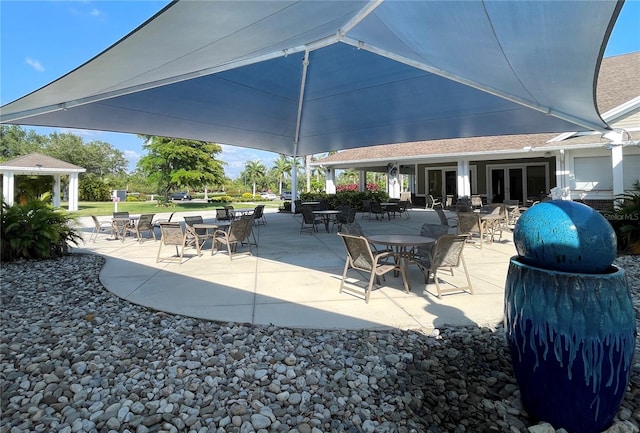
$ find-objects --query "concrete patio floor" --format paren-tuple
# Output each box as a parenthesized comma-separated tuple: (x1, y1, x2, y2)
(73, 207, 517, 331)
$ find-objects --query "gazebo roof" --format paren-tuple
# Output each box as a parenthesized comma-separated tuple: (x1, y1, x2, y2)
(0, 153, 85, 175)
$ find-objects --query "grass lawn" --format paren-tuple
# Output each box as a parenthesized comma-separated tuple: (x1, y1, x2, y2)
(67, 200, 285, 217)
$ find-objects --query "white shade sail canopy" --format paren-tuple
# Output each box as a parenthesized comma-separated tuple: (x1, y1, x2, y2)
(0, 0, 621, 157)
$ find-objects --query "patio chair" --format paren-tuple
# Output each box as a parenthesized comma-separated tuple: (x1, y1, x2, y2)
(413, 234, 473, 299)
(214, 215, 254, 260)
(444, 195, 455, 209)
(156, 222, 189, 264)
(360, 199, 371, 219)
(183, 215, 215, 252)
(479, 204, 508, 242)
(335, 205, 357, 231)
(471, 195, 483, 210)
(89, 215, 113, 242)
(300, 206, 321, 234)
(456, 212, 488, 249)
(434, 205, 457, 230)
(153, 211, 176, 228)
(400, 192, 413, 208)
(215, 208, 231, 221)
(112, 211, 134, 241)
(369, 202, 385, 220)
(337, 233, 406, 303)
(126, 213, 157, 242)
(407, 223, 450, 262)
(396, 200, 411, 220)
(225, 205, 236, 220)
(253, 204, 267, 226)
(426, 195, 441, 209)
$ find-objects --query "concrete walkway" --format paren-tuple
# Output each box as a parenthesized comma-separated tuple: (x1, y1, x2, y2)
(73, 207, 516, 331)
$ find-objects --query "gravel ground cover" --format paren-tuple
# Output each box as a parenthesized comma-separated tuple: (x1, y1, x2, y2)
(1, 254, 638, 433)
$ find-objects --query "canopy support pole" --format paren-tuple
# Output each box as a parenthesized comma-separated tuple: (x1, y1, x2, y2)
(291, 49, 310, 213)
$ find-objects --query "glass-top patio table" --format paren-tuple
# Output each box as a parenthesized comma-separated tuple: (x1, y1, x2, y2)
(367, 234, 435, 291)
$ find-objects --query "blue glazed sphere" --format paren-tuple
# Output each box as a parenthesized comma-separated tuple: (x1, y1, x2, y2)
(513, 200, 616, 273)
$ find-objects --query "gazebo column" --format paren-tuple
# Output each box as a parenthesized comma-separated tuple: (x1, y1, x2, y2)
(68, 173, 79, 211)
(387, 163, 400, 199)
(325, 167, 336, 194)
(2, 171, 15, 206)
(53, 175, 61, 208)
(457, 159, 471, 198)
(611, 145, 624, 200)
(358, 170, 366, 192)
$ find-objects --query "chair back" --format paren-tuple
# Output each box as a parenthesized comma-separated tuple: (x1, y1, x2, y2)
(253, 204, 266, 225)
(338, 233, 374, 271)
(431, 234, 467, 269)
(457, 212, 482, 235)
(340, 222, 365, 237)
(370, 202, 383, 213)
(113, 211, 129, 218)
(335, 205, 351, 223)
(91, 215, 102, 229)
(361, 199, 371, 211)
(158, 222, 185, 245)
(228, 215, 253, 242)
(137, 213, 155, 230)
(471, 195, 483, 209)
(420, 223, 449, 239)
(400, 192, 412, 207)
(434, 205, 449, 226)
(216, 208, 230, 221)
(184, 215, 205, 235)
(301, 206, 317, 224)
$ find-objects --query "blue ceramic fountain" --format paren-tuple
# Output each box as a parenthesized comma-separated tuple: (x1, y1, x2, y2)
(504, 200, 636, 433)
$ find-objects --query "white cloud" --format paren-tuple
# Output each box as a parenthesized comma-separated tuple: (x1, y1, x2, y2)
(25, 58, 44, 72)
(123, 150, 141, 172)
(90, 8, 101, 17)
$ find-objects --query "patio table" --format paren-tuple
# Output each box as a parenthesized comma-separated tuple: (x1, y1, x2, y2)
(380, 202, 399, 219)
(112, 216, 139, 241)
(193, 222, 229, 254)
(313, 210, 341, 233)
(367, 234, 435, 290)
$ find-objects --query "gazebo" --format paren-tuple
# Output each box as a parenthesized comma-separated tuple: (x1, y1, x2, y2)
(0, 153, 86, 211)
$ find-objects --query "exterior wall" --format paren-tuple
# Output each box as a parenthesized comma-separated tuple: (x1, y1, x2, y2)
(416, 156, 556, 204)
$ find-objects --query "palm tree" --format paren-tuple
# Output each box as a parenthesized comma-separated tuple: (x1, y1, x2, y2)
(244, 160, 267, 196)
(273, 155, 292, 196)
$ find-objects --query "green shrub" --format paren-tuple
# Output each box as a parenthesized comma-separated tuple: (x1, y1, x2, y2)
(605, 179, 640, 254)
(1, 198, 82, 262)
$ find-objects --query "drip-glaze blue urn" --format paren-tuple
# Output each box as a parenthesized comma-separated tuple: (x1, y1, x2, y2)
(504, 201, 636, 433)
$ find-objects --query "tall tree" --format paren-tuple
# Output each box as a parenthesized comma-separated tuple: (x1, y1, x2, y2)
(273, 154, 292, 195)
(137, 136, 225, 200)
(46, 133, 128, 177)
(243, 160, 267, 196)
(0, 125, 46, 161)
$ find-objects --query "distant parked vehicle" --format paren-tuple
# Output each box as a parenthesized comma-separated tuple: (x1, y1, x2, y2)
(260, 193, 278, 200)
(280, 191, 299, 200)
(170, 192, 192, 200)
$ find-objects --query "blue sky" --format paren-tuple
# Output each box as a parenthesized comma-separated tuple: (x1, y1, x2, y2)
(2, 1, 639, 178)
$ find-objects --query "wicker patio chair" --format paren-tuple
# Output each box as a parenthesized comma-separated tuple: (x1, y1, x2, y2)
(456, 212, 488, 249)
(253, 204, 267, 226)
(156, 222, 189, 264)
(337, 233, 405, 303)
(413, 234, 473, 299)
(300, 206, 321, 234)
(214, 215, 254, 260)
(183, 215, 215, 252)
(126, 213, 157, 242)
(89, 215, 113, 242)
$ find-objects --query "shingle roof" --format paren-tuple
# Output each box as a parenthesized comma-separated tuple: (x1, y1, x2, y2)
(0, 153, 85, 171)
(318, 52, 640, 165)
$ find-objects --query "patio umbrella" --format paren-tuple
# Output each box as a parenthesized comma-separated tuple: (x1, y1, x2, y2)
(0, 0, 621, 158)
